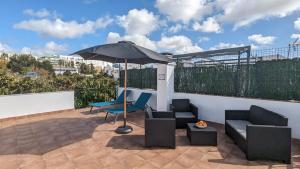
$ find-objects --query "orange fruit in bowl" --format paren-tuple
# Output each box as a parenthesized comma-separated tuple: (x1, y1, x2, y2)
(196, 120, 207, 126)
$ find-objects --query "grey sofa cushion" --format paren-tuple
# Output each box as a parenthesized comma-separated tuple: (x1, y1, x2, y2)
(172, 99, 190, 112)
(249, 105, 288, 126)
(145, 106, 153, 119)
(226, 120, 252, 139)
(175, 112, 195, 118)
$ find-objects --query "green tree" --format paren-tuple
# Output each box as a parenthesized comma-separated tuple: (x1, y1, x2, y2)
(70, 61, 75, 68)
(79, 63, 90, 74)
(40, 60, 54, 74)
(0, 70, 15, 95)
(63, 70, 72, 76)
(90, 63, 96, 74)
(0, 60, 7, 70)
(1, 53, 9, 60)
(7, 54, 36, 73)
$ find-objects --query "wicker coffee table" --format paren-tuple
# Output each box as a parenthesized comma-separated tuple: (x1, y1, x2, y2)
(187, 123, 217, 146)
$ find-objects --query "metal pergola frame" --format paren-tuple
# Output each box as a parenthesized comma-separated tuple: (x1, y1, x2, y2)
(170, 46, 251, 61)
(170, 46, 252, 97)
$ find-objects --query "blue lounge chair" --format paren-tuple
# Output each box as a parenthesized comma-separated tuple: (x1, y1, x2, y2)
(104, 92, 152, 122)
(89, 90, 132, 113)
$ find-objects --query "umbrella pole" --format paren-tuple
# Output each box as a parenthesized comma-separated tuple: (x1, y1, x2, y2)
(124, 59, 127, 126)
(115, 58, 133, 134)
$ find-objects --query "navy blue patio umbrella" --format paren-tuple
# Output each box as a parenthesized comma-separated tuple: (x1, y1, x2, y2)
(72, 41, 169, 134)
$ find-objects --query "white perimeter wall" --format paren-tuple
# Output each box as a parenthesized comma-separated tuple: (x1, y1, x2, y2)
(120, 87, 300, 139)
(0, 91, 74, 119)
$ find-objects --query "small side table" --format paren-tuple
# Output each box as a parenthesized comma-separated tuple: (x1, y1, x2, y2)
(187, 123, 217, 146)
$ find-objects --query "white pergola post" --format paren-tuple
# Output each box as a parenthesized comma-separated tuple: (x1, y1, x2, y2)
(157, 63, 175, 111)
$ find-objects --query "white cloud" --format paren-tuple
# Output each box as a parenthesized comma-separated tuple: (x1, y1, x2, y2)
(14, 16, 113, 39)
(295, 18, 300, 30)
(0, 43, 13, 53)
(107, 32, 202, 54)
(82, 0, 98, 4)
(23, 8, 50, 18)
(210, 42, 245, 50)
(248, 34, 276, 45)
(157, 35, 202, 54)
(291, 34, 300, 39)
(198, 36, 210, 43)
(192, 17, 221, 33)
(216, 0, 300, 30)
(106, 32, 121, 43)
(106, 32, 157, 50)
(21, 41, 68, 56)
(168, 24, 183, 33)
(117, 9, 160, 36)
(20, 47, 32, 54)
(155, 0, 212, 23)
(250, 44, 259, 50)
(44, 41, 68, 53)
(23, 8, 61, 18)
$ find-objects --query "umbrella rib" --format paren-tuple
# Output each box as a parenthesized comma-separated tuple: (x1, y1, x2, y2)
(88, 53, 99, 60)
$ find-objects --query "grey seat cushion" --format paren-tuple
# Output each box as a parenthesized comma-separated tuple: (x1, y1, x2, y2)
(249, 105, 288, 126)
(175, 112, 195, 118)
(145, 106, 153, 119)
(226, 120, 252, 139)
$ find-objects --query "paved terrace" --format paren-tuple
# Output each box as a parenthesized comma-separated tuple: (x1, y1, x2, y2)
(0, 109, 299, 169)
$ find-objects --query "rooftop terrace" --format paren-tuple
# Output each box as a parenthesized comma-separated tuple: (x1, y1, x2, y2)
(0, 108, 299, 169)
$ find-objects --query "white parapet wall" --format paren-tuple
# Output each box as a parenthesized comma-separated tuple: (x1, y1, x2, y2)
(173, 92, 300, 139)
(0, 91, 74, 119)
(119, 87, 300, 139)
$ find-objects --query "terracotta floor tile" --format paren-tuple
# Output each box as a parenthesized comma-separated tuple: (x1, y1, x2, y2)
(149, 154, 172, 168)
(136, 150, 158, 160)
(97, 154, 119, 167)
(20, 160, 46, 169)
(134, 163, 159, 169)
(159, 149, 181, 160)
(64, 146, 88, 159)
(218, 162, 248, 169)
(163, 161, 186, 169)
(48, 161, 76, 169)
(0, 155, 22, 169)
(194, 161, 219, 169)
(72, 154, 102, 169)
(19, 155, 43, 168)
(44, 153, 69, 168)
(175, 153, 196, 168)
(111, 149, 133, 160)
(90, 149, 112, 160)
(103, 161, 130, 169)
(0, 109, 298, 169)
(122, 154, 146, 168)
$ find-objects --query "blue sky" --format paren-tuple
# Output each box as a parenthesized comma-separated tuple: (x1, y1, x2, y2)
(0, 0, 300, 56)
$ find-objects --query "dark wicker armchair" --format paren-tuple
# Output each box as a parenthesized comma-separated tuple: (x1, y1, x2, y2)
(145, 110, 176, 148)
(170, 99, 198, 128)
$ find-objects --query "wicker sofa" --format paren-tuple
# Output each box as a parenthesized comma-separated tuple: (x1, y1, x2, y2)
(225, 105, 291, 163)
(170, 99, 198, 128)
(145, 110, 176, 148)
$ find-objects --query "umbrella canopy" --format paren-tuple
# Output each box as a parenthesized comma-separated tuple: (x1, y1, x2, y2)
(73, 41, 169, 64)
(73, 41, 170, 134)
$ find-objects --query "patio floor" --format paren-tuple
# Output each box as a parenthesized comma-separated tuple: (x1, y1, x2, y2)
(0, 108, 299, 169)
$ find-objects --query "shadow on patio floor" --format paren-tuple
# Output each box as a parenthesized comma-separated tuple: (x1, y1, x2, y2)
(106, 135, 145, 150)
(0, 117, 103, 155)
